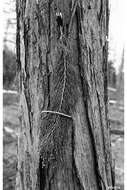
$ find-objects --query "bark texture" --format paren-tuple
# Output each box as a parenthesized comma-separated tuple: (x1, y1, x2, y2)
(16, 0, 114, 189)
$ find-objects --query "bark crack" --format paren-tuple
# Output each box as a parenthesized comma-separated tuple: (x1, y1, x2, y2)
(59, 52, 67, 111)
(46, 0, 52, 109)
(23, 17, 33, 143)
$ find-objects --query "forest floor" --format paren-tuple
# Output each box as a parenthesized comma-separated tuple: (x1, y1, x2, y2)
(3, 91, 124, 190)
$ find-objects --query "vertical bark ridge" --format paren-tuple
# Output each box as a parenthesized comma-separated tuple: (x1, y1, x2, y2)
(72, 122, 84, 190)
(74, 0, 113, 189)
(74, 5, 104, 190)
(16, 0, 21, 90)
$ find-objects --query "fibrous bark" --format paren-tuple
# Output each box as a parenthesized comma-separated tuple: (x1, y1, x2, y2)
(16, 0, 114, 189)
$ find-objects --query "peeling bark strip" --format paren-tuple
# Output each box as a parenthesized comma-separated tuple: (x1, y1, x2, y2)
(16, 0, 113, 190)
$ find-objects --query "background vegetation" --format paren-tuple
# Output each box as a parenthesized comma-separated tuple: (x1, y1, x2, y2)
(3, 46, 17, 90)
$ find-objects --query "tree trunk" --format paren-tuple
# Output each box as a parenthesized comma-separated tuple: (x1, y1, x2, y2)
(16, 0, 114, 189)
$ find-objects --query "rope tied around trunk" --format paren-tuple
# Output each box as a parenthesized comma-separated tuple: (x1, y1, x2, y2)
(41, 110, 72, 118)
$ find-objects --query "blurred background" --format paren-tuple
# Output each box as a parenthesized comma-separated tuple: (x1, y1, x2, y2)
(3, 0, 124, 189)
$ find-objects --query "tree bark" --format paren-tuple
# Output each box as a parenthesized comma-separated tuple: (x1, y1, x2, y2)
(16, 0, 114, 189)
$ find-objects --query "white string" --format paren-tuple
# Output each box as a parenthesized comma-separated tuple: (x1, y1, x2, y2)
(41, 110, 72, 118)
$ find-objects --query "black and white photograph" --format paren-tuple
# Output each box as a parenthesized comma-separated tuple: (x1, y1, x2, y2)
(1, 0, 126, 189)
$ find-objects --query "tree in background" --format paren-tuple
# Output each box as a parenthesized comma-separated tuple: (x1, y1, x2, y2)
(117, 48, 124, 103)
(108, 60, 116, 88)
(3, 46, 16, 89)
(16, 0, 114, 189)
